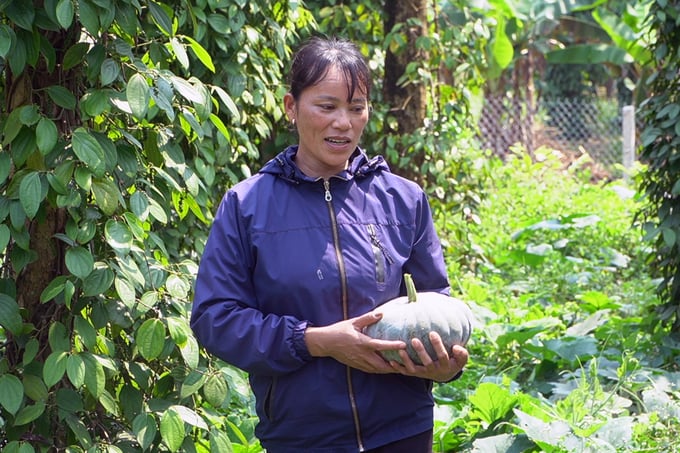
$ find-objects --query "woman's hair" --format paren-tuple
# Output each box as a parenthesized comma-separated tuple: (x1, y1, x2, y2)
(288, 36, 371, 102)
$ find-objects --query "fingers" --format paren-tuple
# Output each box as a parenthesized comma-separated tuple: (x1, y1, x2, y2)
(353, 311, 383, 329)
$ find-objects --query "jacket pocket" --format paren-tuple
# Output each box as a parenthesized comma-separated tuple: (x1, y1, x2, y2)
(367, 224, 394, 285)
(263, 377, 278, 422)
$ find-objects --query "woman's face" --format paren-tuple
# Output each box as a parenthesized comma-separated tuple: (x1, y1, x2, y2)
(284, 65, 370, 179)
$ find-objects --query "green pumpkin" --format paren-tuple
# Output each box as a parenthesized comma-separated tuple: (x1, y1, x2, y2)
(364, 274, 473, 365)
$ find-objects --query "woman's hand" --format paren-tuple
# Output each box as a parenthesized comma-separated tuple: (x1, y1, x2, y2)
(389, 332, 469, 382)
(304, 312, 408, 374)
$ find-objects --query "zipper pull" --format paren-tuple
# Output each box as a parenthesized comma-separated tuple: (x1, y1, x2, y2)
(367, 224, 395, 264)
(323, 179, 332, 202)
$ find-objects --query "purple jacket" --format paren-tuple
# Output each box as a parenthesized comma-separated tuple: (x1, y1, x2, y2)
(190, 146, 450, 452)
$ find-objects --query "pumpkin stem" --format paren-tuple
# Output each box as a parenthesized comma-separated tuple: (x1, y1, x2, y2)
(404, 273, 417, 303)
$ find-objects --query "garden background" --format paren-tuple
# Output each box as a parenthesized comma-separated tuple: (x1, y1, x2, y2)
(1, 0, 679, 451)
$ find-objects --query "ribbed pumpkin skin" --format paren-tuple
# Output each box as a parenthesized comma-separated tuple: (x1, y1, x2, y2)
(364, 292, 473, 366)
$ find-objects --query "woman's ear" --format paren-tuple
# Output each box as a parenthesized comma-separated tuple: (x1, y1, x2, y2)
(283, 92, 296, 123)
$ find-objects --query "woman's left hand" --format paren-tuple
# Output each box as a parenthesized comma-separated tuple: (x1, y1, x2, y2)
(389, 331, 469, 382)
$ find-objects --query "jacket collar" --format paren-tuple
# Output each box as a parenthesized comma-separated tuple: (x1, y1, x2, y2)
(260, 145, 389, 183)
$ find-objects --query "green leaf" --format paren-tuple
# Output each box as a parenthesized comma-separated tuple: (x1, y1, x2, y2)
(65, 413, 93, 449)
(74, 317, 97, 350)
(180, 335, 200, 369)
(43, 351, 68, 387)
(66, 353, 86, 388)
(160, 407, 185, 452)
(133, 413, 158, 451)
(56, 0, 74, 28)
(180, 370, 205, 399)
(63, 42, 89, 71)
(136, 318, 166, 360)
(0, 25, 13, 58)
(14, 401, 46, 426)
(185, 36, 215, 72)
(82, 352, 105, 398)
(469, 382, 518, 424)
(212, 86, 241, 122)
(210, 428, 234, 453)
(166, 316, 189, 346)
(171, 76, 203, 103)
(127, 73, 150, 120)
(492, 17, 513, 70)
(0, 224, 10, 253)
(91, 177, 120, 216)
(78, 0, 100, 35)
(148, 1, 174, 36)
(46, 85, 77, 110)
(115, 276, 136, 309)
(19, 172, 43, 219)
(0, 374, 24, 415)
(663, 228, 677, 248)
(105, 220, 132, 254)
(23, 339, 39, 366)
(36, 117, 58, 155)
(40, 276, 67, 303)
(130, 191, 150, 220)
(0, 294, 23, 335)
(82, 267, 114, 297)
(100, 58, 120, 86)
(5, 1, 35, 31)
(203, 373, 229, 408)
(0, 152, 11, 184)
(72, 128, 106, 177)
(48, 321, 70, 352)
(170, 37, 189, 69)
(19, 105, 40, 126)
(23, 374, 47, 402)
(65, 246, 95, 280)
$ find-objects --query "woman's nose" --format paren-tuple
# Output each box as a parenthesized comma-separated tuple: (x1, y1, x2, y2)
(333, 109, 352, 129)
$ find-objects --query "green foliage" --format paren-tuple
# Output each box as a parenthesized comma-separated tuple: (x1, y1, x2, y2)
(431, 149, 680, 452)
(0, 0, 314, 450)
(636, 0, 680, 332)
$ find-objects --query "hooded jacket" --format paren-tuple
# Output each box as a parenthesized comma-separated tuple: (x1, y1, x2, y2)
(190, 145, 450, 452)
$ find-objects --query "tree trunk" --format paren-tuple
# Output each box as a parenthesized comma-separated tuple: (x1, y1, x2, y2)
(383, 0, 429, 183)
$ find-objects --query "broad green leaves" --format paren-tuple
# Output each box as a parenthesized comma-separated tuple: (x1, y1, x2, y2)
(0, 0, 313, 450)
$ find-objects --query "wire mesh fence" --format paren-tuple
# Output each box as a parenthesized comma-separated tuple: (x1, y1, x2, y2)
(477, 96, 639, 174)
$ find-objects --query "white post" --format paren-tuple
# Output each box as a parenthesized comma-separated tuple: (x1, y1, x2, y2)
(622, 105, 635, 178)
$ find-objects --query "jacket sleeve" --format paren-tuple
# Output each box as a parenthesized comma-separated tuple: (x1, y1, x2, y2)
(190, 190, 313, 376)
(403, 189, 451, 296)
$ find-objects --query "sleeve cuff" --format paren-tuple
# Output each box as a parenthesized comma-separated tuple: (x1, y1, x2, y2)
(437, 369, 464, 384)
(292, 320, 314, 362)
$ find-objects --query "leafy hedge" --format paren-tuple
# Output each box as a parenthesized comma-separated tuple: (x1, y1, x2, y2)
(637, 0, 680, 331)
(0, 1, 313, 450)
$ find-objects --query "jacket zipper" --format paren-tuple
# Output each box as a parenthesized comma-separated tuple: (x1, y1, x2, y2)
(367, 224, 394, 284)
(323, 179, 365, 452)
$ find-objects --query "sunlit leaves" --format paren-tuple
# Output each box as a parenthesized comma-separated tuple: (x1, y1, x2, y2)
(0, 0, 316, 450)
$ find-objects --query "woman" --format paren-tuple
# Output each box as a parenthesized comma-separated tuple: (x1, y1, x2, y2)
(191, 36, 469, 453)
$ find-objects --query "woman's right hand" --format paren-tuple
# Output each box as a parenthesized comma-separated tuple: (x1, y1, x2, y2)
(303, 312, 407, 374)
